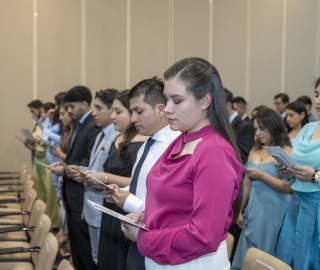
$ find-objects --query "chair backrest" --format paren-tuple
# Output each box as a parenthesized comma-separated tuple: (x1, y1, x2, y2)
(30, 213, 52, 264)
(57, 259, 74, 270)
(19, 165, 28, 184)
(242, 247, 292, 270)
(22, 187, 37, 225)
(27, 199, 47, 238)
(226, 233, 234, 260)
(34, 233, 58, 270)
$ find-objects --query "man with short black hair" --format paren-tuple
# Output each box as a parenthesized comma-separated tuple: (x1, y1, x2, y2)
(225, 88, 254, 164)
(297, 95, 318, 122)
(274, 93, 289, 119)
(233, 96, 251, 123)
(104, 77, 180, 270)
(51, 85, 100, 270)
(26, 99, 43, 162)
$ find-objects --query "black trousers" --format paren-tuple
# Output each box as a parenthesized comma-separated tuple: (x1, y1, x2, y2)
(67, 209, 97, 270)
(126, 242, 145, 270)
(228, 224, 241, 263)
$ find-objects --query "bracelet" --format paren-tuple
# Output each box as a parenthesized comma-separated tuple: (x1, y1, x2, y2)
(104, 175, 108, 185)
(311, 170, 319, 184)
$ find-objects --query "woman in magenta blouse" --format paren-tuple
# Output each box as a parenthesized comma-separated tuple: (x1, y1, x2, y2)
(122, 57, 243, 269)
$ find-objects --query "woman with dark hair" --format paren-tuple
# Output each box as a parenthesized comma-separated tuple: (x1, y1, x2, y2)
(85, 90, 147, 270)
(232, 107, 292, 268)
(50, 103, 75, 256)
(285, 101, 309, 145)
(121, 57, 243, 269)
(275, 78, 320, 269)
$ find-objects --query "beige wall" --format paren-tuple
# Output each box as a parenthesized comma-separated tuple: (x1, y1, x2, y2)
(1, 0, 320, 171)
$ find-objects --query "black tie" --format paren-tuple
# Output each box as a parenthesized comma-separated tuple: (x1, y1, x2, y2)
(129, 138, 155, 195)
(94, 132, 105, 153)
(70, 122, 81, 147)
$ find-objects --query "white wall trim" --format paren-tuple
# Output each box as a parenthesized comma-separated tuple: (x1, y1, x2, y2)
(33, 0, 38, 99)
(208, 0, 214, 63)
(281, 0, 287, 93)
(81, 0, 86, 85)
(126, 0, 131, 89)
(245, 0, 251, 102)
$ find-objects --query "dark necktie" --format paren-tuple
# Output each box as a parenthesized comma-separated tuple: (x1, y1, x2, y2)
(94, 132, 105, 153)
(129, 138, 155, 195)
(70, 122, 81, 147)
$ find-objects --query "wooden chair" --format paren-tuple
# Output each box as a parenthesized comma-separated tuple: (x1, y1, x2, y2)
(242, 247, 292, 270)
(57, 259, 74, 270)
(226, 232, 234, 260)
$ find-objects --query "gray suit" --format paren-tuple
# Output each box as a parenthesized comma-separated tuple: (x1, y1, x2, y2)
(82, 124, 119, 264)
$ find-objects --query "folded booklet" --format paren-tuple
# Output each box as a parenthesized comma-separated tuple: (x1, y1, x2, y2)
(88, 200, 149, 231)
(21, 129, 34, 141)
(263, 146, 296, 169)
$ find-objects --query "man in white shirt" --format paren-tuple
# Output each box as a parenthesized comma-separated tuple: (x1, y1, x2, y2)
(104, 77, 180, 270)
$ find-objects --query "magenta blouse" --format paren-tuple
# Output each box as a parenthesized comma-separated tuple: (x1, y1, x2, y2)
(137, 125, 243, 265)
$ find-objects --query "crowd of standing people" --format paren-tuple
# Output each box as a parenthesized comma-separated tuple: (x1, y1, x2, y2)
(24, 57, 320, 270)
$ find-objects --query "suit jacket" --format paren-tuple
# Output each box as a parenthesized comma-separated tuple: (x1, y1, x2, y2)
(231, 115, 255, 164)
(82, 126, 119, 227)
(64, 112, 100, 212)
(243, 115, 252, 124)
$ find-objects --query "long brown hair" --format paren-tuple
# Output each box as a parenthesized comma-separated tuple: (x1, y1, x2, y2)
(164, 57, 243, 220)
(59, 104, 75, 154)
(115, 90, 138, 155)
(253, 107, 291, 150)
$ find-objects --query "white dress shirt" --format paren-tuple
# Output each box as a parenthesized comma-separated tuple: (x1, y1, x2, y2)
(229, 110, 238, 124)
(123, 125, 180, 213)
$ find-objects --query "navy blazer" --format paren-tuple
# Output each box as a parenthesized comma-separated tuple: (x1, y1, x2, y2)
(63, 112, 100, 212)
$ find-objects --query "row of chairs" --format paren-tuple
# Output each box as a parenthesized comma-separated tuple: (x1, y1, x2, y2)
(0, 165, 73, 270)
(1, 167, 291, 270)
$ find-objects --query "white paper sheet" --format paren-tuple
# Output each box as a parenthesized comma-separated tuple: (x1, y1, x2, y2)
(88, 200, 149, 231)
(21, 129, 34, 141)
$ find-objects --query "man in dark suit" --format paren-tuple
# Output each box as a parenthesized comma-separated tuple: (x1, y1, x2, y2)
(224, 88, 255, 262)
(225, 89, 254, 164)
(233, 96, 252, 124)
(51, 86, 100, 270)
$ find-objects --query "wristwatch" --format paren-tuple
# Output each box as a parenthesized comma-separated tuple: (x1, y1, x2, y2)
(311, 170, 319, 184)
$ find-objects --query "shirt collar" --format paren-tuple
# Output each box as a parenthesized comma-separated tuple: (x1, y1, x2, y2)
(151, 125, 178, 142)
(102, 124, 115, 137)
(241, 114, 248, 120)
(229, 111, 238, 124)
(78, 110, 92, 125)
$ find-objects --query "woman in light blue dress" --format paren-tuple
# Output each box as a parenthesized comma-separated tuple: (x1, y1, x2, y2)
(276, 79, 320, 270)
(232, 108, 292, 268)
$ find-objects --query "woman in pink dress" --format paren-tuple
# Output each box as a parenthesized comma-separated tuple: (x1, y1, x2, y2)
(122, 57, 243, 270)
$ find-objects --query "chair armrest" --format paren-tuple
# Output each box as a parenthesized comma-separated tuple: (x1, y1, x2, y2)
(0, 246, 40, 255)
(0, 225, 34, 234)
(0, 211, 29, 217)
(0, 198, 24, 204)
